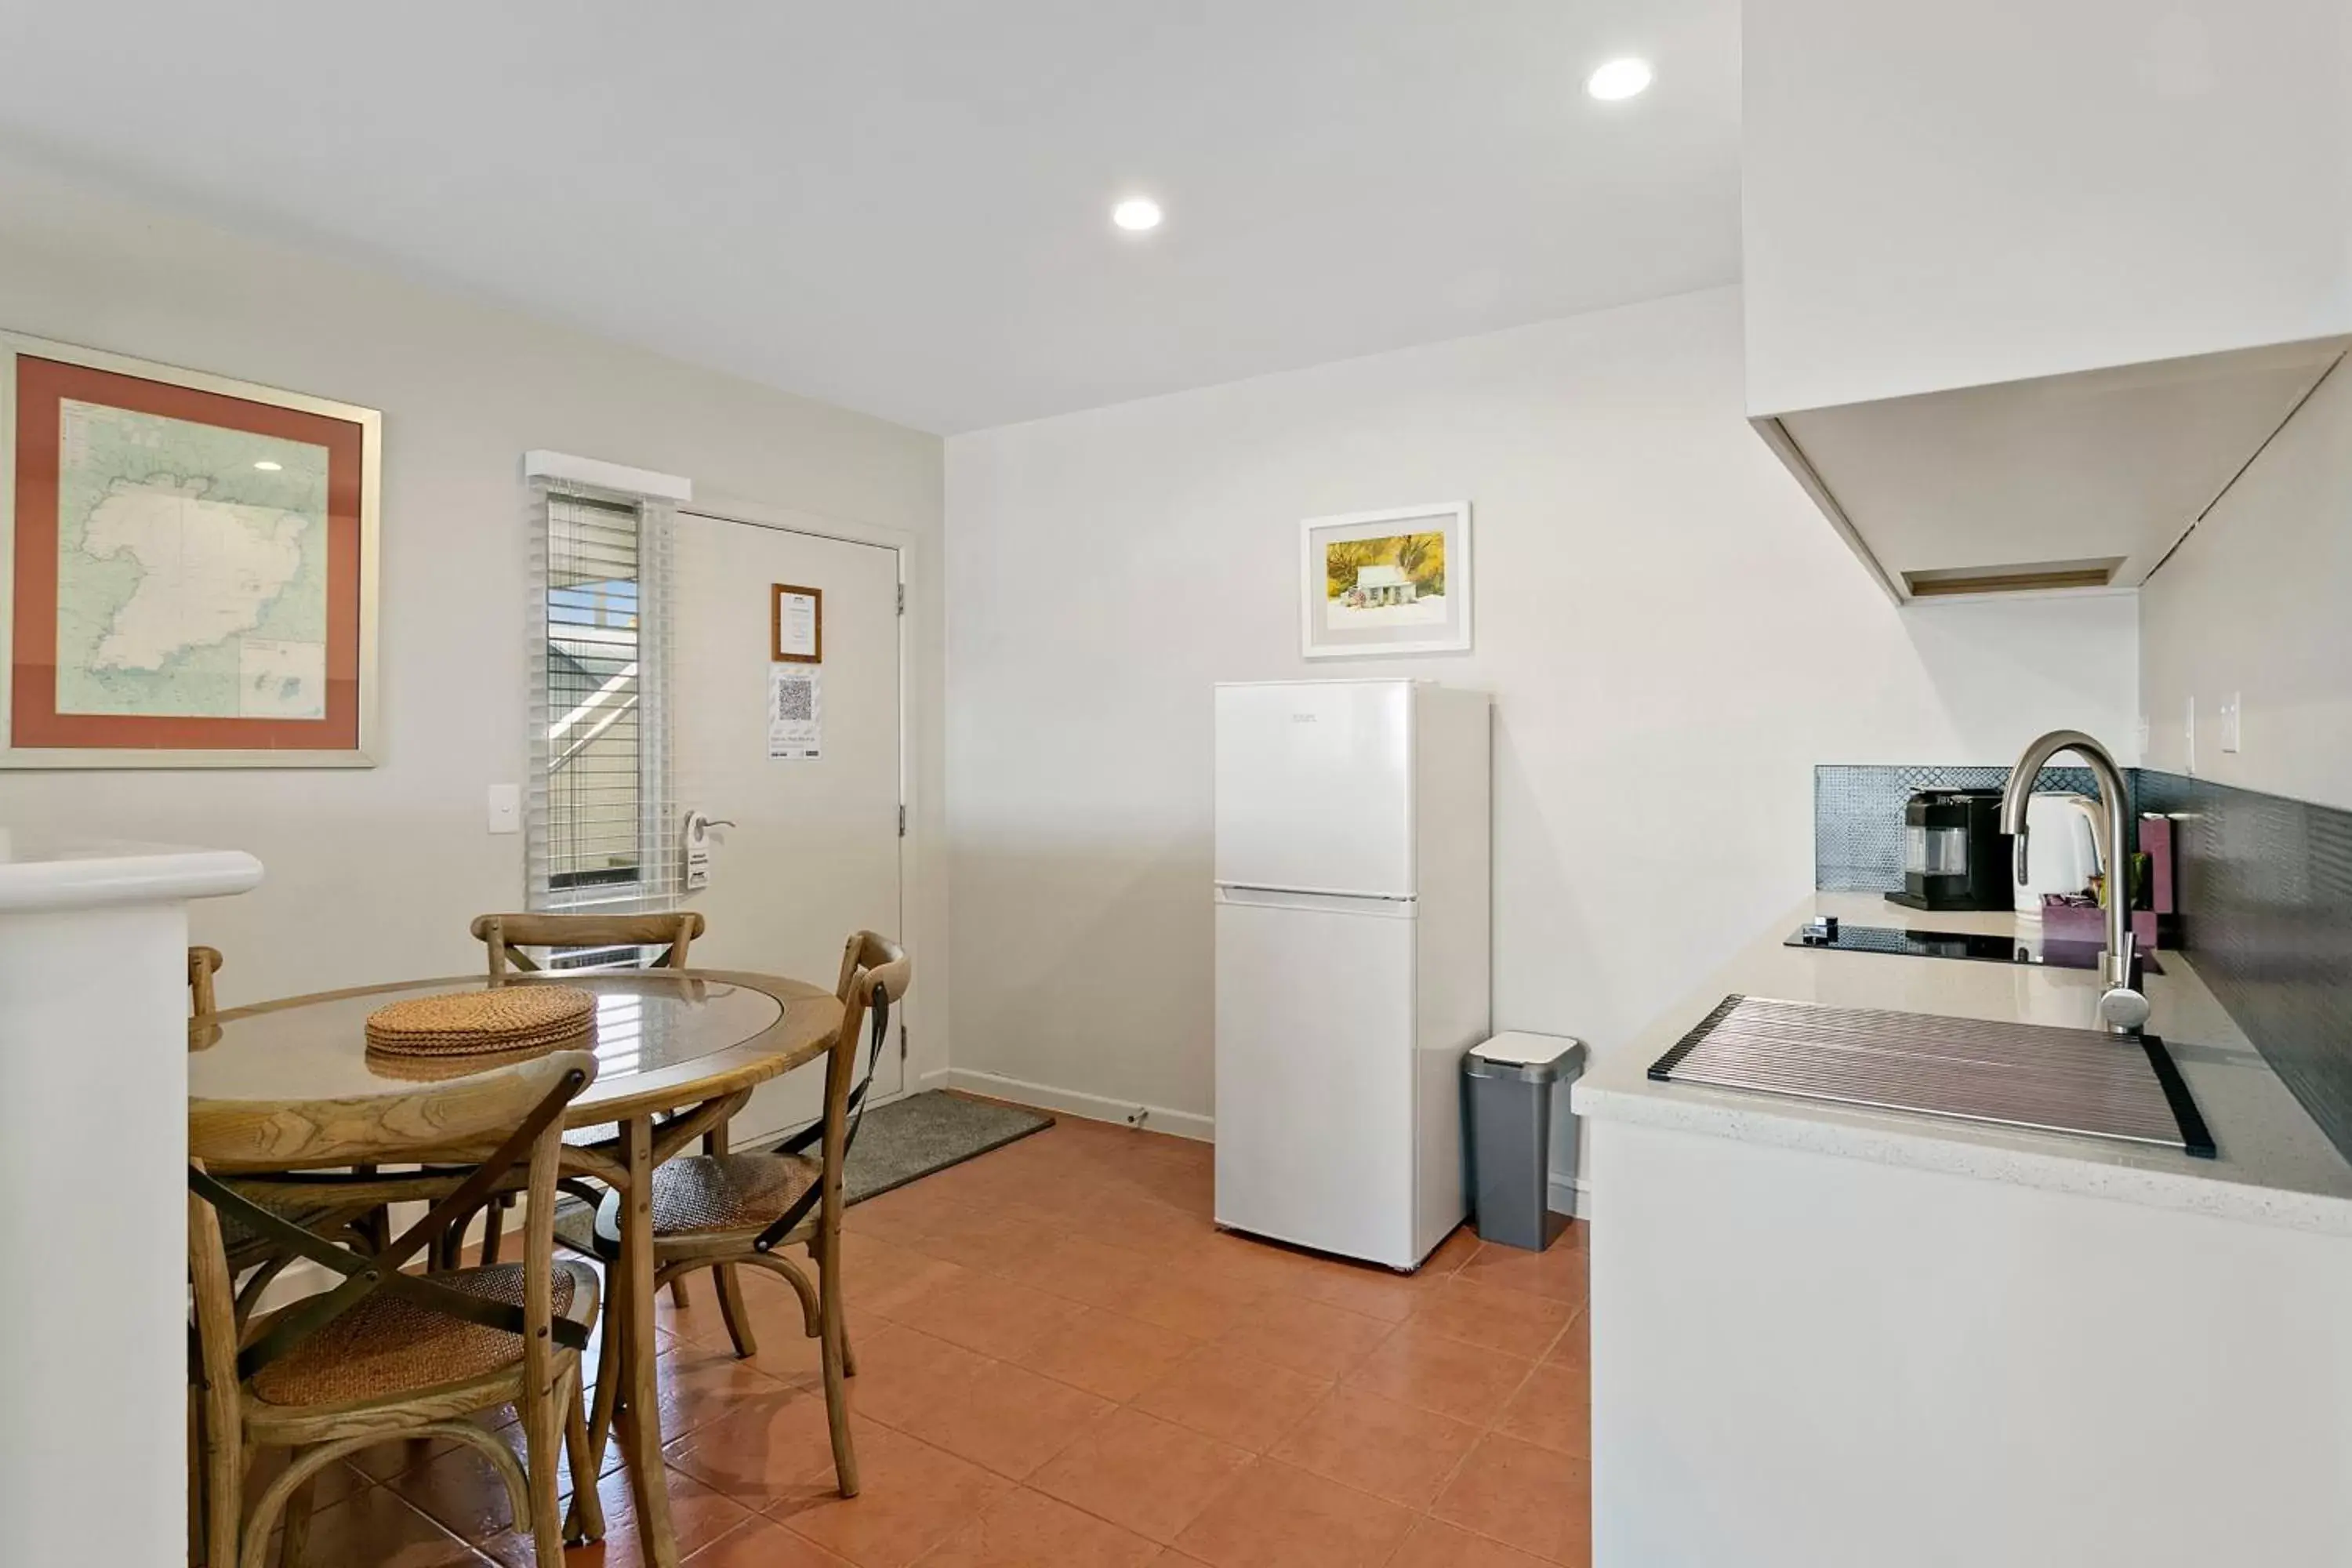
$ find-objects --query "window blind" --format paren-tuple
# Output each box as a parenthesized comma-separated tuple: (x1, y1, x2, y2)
(527, 482, 680, 916)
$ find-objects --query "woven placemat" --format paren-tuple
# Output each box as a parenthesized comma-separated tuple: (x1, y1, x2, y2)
(365, 986, 597, 1060)
(365, 1040, 586, 1083)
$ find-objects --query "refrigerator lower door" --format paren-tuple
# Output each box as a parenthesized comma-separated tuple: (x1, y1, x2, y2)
(1214, 888, 1417, 1268)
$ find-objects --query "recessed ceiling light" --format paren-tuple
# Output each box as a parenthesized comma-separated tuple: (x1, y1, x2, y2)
(1112, 198, 1163, 233)
(1586, 57, 1653, 101)
(252, 459, 283, 471)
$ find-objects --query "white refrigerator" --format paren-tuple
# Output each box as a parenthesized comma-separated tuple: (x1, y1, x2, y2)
(1213, 679, 1491, 1270)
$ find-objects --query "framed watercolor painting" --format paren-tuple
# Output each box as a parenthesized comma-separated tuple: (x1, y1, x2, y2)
(0, 332, 379, 768)
(1300, 501, 1472, 659)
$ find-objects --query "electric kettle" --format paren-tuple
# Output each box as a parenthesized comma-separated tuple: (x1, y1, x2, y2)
(2013, 792, 2103, 916)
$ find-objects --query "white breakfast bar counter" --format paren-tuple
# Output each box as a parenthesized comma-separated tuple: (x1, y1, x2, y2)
(0, 838, 262, 1568)
(1570, 892, 2352, 1568)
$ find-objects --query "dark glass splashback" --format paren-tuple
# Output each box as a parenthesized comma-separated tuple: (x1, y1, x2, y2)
(2138, 771, 2352, 1167)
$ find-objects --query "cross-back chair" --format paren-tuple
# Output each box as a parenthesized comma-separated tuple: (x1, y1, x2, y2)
(189, 1049, 604, 1568)
(470, 910, 705, 984)
(189, 946, 224, 1018)
(587, 930, 911, 1497)
(187, 948, 387, 1311)
(456, 911, 704, 1269)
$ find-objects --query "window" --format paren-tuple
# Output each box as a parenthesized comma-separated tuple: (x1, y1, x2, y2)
(528, 485, 677, 916)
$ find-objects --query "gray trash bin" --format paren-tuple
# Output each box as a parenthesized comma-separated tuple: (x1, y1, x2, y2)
(1463, 1032, 1586, 1251)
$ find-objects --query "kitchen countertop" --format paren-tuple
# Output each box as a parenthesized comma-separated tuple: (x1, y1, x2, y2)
(1570, 891, 2352, 1236)
(0, 834, 263, 913)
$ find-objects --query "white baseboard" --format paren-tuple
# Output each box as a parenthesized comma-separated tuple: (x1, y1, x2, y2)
(937, 1067, 1215, 1143)
(1549, 1173, 1590, 1220)
(929, 1068, 1585, 1197)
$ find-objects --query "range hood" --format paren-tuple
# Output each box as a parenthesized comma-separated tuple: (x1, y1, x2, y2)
(1753, 336, 2350, 605)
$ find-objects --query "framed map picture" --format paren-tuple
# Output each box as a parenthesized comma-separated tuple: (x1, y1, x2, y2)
(1, 333, 379, 767)
(1301, 501, 1472, 659)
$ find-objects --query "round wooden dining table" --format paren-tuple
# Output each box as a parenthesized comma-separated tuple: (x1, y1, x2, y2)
(188, 968, 844, 1568)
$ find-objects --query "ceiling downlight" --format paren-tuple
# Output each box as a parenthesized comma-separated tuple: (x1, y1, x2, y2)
(1586, 58, 1653, 101)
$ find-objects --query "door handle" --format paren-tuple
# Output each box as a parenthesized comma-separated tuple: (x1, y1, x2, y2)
(681, 810, 734, 893)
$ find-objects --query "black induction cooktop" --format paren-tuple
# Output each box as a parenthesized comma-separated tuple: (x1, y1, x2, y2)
(1785, 919, 2161, 974)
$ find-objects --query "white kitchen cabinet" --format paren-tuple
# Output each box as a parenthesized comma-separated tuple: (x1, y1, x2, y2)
(1742, 0, 2352, 604)
(1744, 0, 2352, 417)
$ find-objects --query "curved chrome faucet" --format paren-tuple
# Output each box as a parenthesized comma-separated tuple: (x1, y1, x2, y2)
(1999, 730, 2150, 1033)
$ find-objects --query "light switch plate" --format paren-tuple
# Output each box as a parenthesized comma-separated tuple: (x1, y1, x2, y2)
(2183, 695, 2197, 775)
(2219, 691, 2241, 753)
(486, 783, 521, 834)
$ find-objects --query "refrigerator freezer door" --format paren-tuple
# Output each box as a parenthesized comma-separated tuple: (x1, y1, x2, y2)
(1214, 681, 1414, 898)
(1214, 894, 1417, 1267)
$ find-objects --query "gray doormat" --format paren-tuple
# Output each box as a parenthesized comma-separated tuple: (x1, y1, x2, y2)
(817, 1090, 1054, 1205)
(555, 1091, 1051, 1247)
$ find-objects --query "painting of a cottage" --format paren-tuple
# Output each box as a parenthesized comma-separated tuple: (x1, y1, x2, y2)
(1301, 501, 1472, 658)
(1326, 532, 1446, 624)
(1350, 564, 1417, 607)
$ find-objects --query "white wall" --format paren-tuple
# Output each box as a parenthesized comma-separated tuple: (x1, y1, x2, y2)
(2141, 357, 2352, 810)
(0, 150, 951, 1076)
(1744, 0, 2352, 416)
(945, 287, 2140, 1159)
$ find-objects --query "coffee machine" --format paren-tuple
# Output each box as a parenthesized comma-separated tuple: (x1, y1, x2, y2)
(1886, 789, 2015, 912)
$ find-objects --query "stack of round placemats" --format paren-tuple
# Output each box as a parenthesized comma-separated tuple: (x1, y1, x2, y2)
(364, 985, 597, 1061)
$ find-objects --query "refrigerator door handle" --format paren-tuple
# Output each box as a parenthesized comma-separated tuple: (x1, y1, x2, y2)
(1216, 884, 1417, 916)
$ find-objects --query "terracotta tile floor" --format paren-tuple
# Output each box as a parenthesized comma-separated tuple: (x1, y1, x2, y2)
(261, 1112, 1591, 1567)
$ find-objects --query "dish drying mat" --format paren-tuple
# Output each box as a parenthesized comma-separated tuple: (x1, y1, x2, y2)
(1649, 995, 2213, 1158)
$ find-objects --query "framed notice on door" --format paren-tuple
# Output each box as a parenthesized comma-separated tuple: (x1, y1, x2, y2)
(771, 583, 821, 662)
(1, 332, 380, 768)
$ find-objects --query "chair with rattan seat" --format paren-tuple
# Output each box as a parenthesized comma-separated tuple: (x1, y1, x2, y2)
(189, 1049, 606, 1568)
(470, 910, 705, 984)
(189, 945, 224, 1018)
(586, 930, 910, 1498)
(189, 948, 285, 1277)
(186, 947, 389, 1305)
(453, 910, 706, 1271)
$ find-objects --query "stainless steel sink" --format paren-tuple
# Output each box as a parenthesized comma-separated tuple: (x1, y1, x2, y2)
(1650, 995, 2213, 1156)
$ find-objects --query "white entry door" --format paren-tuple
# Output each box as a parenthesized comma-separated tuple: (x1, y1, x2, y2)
(671, 510, 904, 1144)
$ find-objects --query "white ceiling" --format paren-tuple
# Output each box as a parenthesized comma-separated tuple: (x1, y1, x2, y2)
(0, 2, 1740, 434)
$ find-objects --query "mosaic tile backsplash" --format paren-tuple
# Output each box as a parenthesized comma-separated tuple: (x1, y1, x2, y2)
(1814, 764, 2104, 891)
(2139, 771, 2352, 1168)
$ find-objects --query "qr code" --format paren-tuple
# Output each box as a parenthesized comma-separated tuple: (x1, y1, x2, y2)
(774, 677, 815, 722)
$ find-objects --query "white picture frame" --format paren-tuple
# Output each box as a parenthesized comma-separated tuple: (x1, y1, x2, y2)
(1300, 501, 1472, 659)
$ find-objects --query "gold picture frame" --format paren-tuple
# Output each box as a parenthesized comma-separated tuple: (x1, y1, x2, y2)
(771, 582, 822, 662)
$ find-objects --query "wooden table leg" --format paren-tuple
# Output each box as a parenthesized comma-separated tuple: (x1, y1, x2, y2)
(617, 1116, 680, 1568)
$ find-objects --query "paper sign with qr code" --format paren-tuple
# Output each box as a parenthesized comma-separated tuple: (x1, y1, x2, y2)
(768, 666, 821, 760)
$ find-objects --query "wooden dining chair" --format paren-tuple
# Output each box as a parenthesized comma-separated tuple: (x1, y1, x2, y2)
(470, 910, 705, 984)
(587, 931, 910, 1498)
(187, 947, 388, 1302)
(189, 945, 224, 1018)
(459, 910, 705, 1269)
(189, 1050, 605, 1568)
